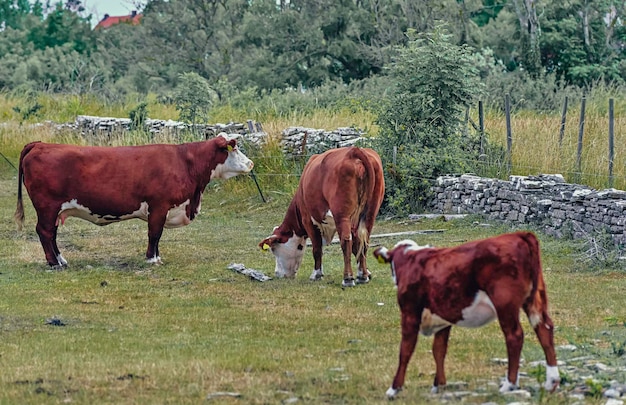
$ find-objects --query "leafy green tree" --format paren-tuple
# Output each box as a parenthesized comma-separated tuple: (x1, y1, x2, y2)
(134, 0, 248, 92)
(28, 1, 95, 54)
(539, 0, 626, 85)
(0, 0, 40, 30)
(375, 26, 484, 214)
(173, 72, 216, 131)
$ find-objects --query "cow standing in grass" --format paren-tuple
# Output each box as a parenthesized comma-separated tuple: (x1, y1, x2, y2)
(373, 232, 560, 398)
(260, 147, 384, 287)
(15, 133, 253, 267)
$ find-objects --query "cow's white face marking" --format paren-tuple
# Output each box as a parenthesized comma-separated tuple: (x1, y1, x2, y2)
(420, 290, 497, 336)
(270, 232, 306, 278)
(311, 210, 336, 245)
(394, 239, 430, 252)
(210, 136, 254, 180)
(386, 240, 430, 286)
(57, 199, 197, 229)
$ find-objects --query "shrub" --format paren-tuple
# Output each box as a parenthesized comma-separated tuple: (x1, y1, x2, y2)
(374, 26, 484, 215)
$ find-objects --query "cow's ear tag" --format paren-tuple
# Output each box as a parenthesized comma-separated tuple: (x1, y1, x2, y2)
(227, 145, 233, 152)
(377, 255, 387, 264)
(262, 243, 270, 251)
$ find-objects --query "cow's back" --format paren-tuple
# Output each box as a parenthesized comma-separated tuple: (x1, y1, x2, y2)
(297, 147, 383, 222)
(21, 142, 186, 215)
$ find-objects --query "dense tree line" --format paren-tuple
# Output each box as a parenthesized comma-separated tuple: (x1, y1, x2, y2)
(1, 0, 626, 102)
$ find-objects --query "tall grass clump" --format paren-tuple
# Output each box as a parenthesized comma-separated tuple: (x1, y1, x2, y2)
(481, 81, 626, 190)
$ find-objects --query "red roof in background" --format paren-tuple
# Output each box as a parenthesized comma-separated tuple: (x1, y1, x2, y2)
(95, 11, 142, 30)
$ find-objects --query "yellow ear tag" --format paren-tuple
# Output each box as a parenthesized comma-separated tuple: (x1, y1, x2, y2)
(377, 255, 387, 264)
(227, 145, 233, 152)
(262, 243, 270, 251)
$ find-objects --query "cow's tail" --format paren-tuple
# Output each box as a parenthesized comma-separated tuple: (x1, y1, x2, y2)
(14, 142, 38, 231)
(349, 147, 379, 259)
(522, 232, 553, 330)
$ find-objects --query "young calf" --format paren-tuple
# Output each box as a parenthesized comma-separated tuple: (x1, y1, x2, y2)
(373, 232, 560, 398)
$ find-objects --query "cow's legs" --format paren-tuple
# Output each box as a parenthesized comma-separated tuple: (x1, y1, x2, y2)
(432, 326, 452, 393)
(496, 304, 524, 392)
(337, 219, 355, 287)
(523, 305, 560, 392)
(309, 230, 324, 281)
(50, 225, 67, 267)
(352, 222, 371, 284)
(35, 210, 66, 268)
(146, 210, 167, 264)
(387, 310, 421, 399)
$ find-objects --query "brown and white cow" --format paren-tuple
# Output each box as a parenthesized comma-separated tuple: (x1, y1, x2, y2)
(15, 133, 253, 267)
(373, 232, 559, 398)
(259, 147, 384, 287)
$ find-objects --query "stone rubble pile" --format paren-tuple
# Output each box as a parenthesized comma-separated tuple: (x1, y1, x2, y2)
(415, 343, 626, 403)
(431, 173, 626, 245)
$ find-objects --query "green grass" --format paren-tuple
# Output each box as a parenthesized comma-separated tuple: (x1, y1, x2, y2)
(2, 174, 626, 404)
(1, 94, 626, 403)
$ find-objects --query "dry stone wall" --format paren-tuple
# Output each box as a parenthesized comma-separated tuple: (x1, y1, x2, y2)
(430, 173, 626, 244)
(280, 126, 363, 156)
(68, 117, 363, 155)
(74, 115, 253, 140)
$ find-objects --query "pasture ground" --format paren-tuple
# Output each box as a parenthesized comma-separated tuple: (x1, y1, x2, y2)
(1, 173, 625, 404)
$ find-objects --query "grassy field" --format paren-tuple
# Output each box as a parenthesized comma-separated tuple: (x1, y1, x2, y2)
(1, 167, 626, 404)
(1, 93, 626, 403)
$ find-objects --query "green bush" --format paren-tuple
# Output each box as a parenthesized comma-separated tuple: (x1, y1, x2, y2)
(375, 26, 484, 215)
(173, 72, 216, 128)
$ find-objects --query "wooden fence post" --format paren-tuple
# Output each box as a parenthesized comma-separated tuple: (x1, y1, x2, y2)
(559, 96, 568, 147)
(505, 94, 512, 174)
(478, 100, 485, 155)
(575, 96, 586, 184)
(609, 98, 614, 188)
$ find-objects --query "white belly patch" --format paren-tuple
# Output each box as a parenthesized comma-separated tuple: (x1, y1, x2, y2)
(420, 290, 497, 335)
(57, 199, 194, 228)
(311, 211, 336, 245)
(457, 290, 497, 328)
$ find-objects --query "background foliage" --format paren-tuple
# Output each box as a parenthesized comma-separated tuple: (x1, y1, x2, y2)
(2, 0, 626, 97)
(3, 0, 626, 213)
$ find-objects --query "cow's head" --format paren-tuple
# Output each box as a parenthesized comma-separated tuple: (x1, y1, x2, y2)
(259, 229, 306, 278)
(210, 133, 254, 180)
(373, 239, 431, 285)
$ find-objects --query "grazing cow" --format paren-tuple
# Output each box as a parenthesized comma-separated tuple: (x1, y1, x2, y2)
(15, 133, 253, 267)
(259, 147, 384, 287)
(373, 232, 559, 398)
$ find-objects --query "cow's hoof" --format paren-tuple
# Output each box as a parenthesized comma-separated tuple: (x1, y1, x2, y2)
(342, 278, 356, 287)
(146, 256, 163, 265)
(544, 365, 560, 392)
(498, 380, 519, 393)
(309, 269, 324, 281)
(49, 264, 66, 271)
(356, 275, 370, 284)
(386, 386, 401, 399)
